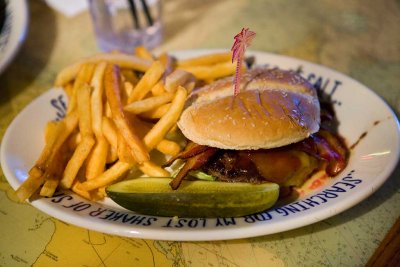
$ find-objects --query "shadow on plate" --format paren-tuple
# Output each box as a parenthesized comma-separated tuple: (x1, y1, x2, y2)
(0, 1, 56, 105)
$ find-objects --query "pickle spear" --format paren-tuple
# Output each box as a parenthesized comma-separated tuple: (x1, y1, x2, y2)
(106, 177, 279, 217)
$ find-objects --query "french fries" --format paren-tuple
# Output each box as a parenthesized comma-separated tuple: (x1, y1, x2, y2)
(55, 53, 152, 87)
(128, 60, 165, 103)
(134, 45, 154, 61)
(117, 132, 136, 164)
(15, 113, 78, 201)
(165, 69, 195, 93)
(102, 117, 118, 150)
(60, 135, 95, 189)
(86, 138, 109, 179)
(151, 81, 166, 96)
(40, 143, 70, 197)
(76, 84, 93, 137)
(104, 64, 149, 163)
(140, 103, 171, 119)
(143, 86, 187, 150)
(67, 64, 95, 114)
(90, 62, 107, 138)
(156, 139, 181, 156)
(16, 50, 239, 202)
(178, 61, 238, 80)
(124, 92, 174, 114)
(139, 161, 170, 177)
(81, 161, 134, 191)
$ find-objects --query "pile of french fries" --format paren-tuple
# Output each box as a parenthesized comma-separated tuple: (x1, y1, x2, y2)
(15, 48, 239, 201)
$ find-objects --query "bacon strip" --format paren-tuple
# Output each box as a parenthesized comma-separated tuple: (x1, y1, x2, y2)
(315, 130, 348, 176)
(164, 141, 209, 166)
(297, 130, 348, 177)
(169, 147, 217, 190)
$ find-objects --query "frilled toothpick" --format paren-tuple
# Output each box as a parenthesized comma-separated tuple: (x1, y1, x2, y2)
(231, 28, 256, 96)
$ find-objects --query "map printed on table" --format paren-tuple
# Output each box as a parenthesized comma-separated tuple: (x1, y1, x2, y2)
(1, 174, 399, 266)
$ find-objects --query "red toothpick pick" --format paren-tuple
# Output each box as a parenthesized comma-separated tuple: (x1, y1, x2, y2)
(231, 28, 256, 96)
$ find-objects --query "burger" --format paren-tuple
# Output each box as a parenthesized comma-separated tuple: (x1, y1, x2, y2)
(106, 66, 350, 218)
(167, 67, 349, 196)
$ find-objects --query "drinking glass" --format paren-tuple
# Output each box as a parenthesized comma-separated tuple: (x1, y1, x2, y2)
(88, 0, 163, 53)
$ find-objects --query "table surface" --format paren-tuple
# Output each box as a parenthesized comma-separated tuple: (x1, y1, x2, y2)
(1, 1, 399, 266)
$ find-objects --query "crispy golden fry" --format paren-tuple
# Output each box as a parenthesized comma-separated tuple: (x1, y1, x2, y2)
(117, 132, 136, 164)
(165, 69, 195, 93)
(130, 117, 180, 155)
(72, 181, 92, 200)
(150, 80, 166, 96)
(128, 61, 165, 103)
(67, 131, 81, 151)
(45, 121, 59, 142)
(158, 52, 174, 71)
(121, 69, 139, 85)
(86, 137, 109, 180)
(178, 60, 238, 80)
(90, 62, 107, 138)
(104, 64, 149, 163)
(134, 45, 154, 60)
(77, 84, 93, 137)
(25, 168, 42, 181)
(176, 52, 231, 67)
(40, 179, 59, 197)
(40, 142, 70, 197)
(139, 161, 170, 177)
(67, 95, 94, 186)
(73, 63, 95, 92)
(140, 103, 171, 119)
(121, 81, 134, 105)
(101, 117, 118, 165)
(144, 86, 187, 150)
(41, 172, 64, 196)
(55, 53, 152, 87)
(102, 116, 118, 150)
(43, 115, 79, 187)
(16, 113, 79, 201)
(31, 112, 78, 178)
(39, 121, 66, 168)
(106, 145, 118, 163)
(15, 171, 45, 202)
(128, 115, 155, 137)
(67, 63, 95, 114)
(60, 136, 95, 189)
(81, 160, 134, 191)
(104, 102, 112, 118)
(63, 82, 74, 100)
(77, 184, 108, 201)
(156, 139, 181, 156)
(96, 186, 107, 199)
(49, 112, 80, 157)
(124, 92, 174, 114)
(78, 64, 95, 85)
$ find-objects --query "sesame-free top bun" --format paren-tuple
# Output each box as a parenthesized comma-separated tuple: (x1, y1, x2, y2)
(177, 67, 320, 150)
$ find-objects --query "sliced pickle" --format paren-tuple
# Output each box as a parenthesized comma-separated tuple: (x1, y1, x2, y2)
(106, 177, 279, 218)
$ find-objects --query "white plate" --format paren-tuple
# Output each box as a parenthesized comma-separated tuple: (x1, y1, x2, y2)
(0, 0, 28, 74)
(1, 51, 399, 241)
